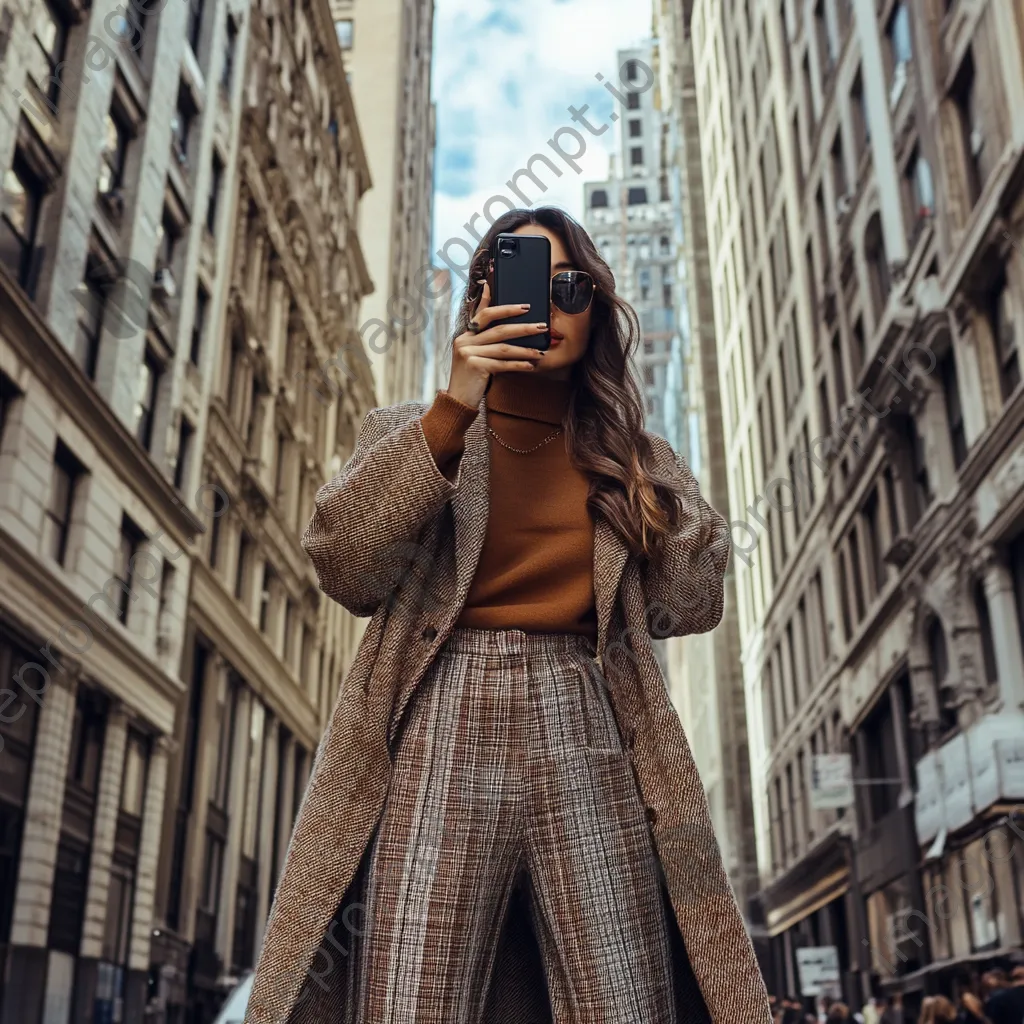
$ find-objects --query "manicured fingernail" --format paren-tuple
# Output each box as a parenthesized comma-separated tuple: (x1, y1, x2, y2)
(476, 278, 487, 285)
(520, 303, 531, 309)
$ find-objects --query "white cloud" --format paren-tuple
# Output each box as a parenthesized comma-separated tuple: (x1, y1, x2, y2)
(430, 0, 652, 303)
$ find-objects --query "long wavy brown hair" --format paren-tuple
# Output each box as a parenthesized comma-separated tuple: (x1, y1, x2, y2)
(448, 206, 684, 563)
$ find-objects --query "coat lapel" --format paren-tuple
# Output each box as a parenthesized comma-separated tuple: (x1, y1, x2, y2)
(449, 395, 631, 661)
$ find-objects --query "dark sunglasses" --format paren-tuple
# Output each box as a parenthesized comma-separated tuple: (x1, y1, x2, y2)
(482, 259, 596, 316)
(550, 271, 595, 315)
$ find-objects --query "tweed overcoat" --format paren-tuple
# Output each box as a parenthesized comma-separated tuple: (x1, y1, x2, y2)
(244, 395, 772, 1024)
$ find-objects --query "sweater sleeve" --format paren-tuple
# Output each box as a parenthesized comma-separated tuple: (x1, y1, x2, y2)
(420, 389, 479, 481)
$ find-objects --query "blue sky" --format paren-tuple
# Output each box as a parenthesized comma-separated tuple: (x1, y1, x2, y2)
(431, 0, 653, 293)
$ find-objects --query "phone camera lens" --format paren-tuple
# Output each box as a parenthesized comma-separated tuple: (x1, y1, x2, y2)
(497, 238, 517, 258)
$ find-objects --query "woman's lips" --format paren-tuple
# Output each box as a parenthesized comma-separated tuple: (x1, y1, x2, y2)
(549, 329, 564, 346)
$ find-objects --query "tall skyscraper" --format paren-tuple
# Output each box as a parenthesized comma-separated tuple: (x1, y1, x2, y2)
(687, 0, 1024, 1005)
(583, 45, 678, 443)
(651, 3, 763, 945)
(329, 0, 438, 406)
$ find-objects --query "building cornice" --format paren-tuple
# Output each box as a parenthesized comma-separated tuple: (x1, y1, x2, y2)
(0, 268, 206, 543)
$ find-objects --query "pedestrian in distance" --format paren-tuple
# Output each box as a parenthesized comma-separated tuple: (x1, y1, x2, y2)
(984, 966, 1024, 1024)
(826, 1000, 852, 1024)
(957, 990, 990, 1024)
(244, 205, 769, 1024)
(881, 992, 907, 1024)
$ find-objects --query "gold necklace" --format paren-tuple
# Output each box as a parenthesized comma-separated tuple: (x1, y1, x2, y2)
(487, 424, 563, 455)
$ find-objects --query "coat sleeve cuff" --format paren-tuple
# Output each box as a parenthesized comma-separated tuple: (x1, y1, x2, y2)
(420, 389, 479, 478)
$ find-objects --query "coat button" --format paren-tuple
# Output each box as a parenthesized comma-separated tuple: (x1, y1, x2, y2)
(421, 625, 437, 642)
(645, 806, 658, 826)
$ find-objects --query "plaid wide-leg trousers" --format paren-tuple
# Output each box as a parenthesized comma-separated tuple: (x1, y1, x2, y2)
(353, 626, 678, 1024)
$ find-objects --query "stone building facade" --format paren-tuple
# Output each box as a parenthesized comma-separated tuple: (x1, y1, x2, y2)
(328, 0, 438, 407)
(583, 44, 678, 442)
(147, 0, 374, 1019)
(0, 0, 247, 1015)
(686, 0, 1024, 1006)
(652, 0, 763, 954)
(0, 0, 373, 1019)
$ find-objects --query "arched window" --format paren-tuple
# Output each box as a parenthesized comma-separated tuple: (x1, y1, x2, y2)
(864, 212, 890, 328)
(589, 189, 608, 209)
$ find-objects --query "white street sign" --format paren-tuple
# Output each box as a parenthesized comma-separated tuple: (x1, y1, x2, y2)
(810, 753, 854, 810)
(796, 946, 841, 997)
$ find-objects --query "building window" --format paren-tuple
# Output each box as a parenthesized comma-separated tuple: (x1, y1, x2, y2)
(904, 147, 936, 232)
(850, 69, 870, 155)
(0, 155, 45, 293)
(235, 531, 252, 601)
(950, 51, 985, 205)
(67, 690, 105, 794)
(908, 414, 932, 521)
(939, 348, 967, 470)
(114, 516, 146, 625)
(120, 730, 149, 817)
(626, 186, 647, 205)
(211, 678, 239, 811)
(206, 152, 224, 233)
(630, 146, 643, 167)
(589, 189, 608, 208)
(25, 0, 69, 112)
(990, 273, 1021, 403)
(43, 441, 83, 567)
(886, 3, 912, 100)
(74, 248, 114, 380)
(221, 15, 237, 91)
(862, 488, 884, 595)
(133, 348, 161, 451)
(334, 18, 353, 49)
(174, 417, 194, 491)
(831, 131, 848, 200)
(259, 564, 275, 633)
(638, 267, 650, 301)
(190, 284, 208, 366)
(97, 110, 130, 196)
(0, 373, 18, 447)
(102, 862, 134, 967)
(207, 492, 224, 568)
(814, 0, 836, 76)
(864, 213, 890, 328)
(972, 579, 998, 688)
(171, 84, 196, 170)
(927, 616, 957, 733)
(47, 839, 90, 954)
(629, 119, 642, 138)
(626, 90, 640, 110)
(114, 0, 157, 55)
(156, 209, 181, 274)
(283, 600, 296, 665)
(186, 0, 203, 51)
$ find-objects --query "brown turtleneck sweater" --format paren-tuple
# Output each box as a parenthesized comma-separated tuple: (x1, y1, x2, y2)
(418, 374, 597, 640)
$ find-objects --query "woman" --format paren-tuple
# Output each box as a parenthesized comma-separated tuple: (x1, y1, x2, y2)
(958, 991, 990, 1024)
(244, 207, 770, 1023)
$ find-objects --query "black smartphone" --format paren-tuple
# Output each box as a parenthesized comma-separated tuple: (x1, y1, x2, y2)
(491, 233, 551, 350)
